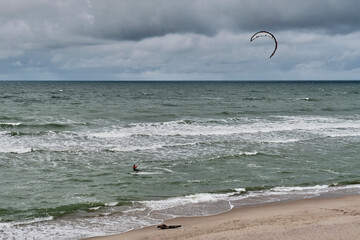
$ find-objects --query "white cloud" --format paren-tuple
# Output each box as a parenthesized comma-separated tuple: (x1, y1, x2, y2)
(12, 61, 23, 66)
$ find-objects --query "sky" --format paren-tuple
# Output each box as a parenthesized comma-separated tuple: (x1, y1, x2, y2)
(1, 0, 360, 81)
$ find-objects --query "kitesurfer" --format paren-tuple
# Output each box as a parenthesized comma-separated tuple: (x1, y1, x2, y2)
(133, 164, 140, 172)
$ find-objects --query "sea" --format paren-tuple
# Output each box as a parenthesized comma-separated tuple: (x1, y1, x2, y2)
(0, 81, 359, 240)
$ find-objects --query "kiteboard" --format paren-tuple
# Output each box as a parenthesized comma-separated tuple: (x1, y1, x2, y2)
(129, 171, 163, 175)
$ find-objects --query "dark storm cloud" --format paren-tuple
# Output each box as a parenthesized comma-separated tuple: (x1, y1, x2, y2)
(82, 0, 360, 41)
(1, 0, 360, 45)
(85, 1, 216, 41)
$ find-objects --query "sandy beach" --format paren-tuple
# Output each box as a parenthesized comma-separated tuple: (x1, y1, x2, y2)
(86, 195, 360, 240)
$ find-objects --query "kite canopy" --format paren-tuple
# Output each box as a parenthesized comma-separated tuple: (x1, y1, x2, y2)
(250, 31, 277, 58)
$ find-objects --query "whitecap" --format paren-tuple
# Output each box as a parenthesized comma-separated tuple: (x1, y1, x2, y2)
(0, 122, 22, 127)
(0, 147, 32, 154)
(142, 193, 230, 211)
(272, 185, 329, 193)
(239, 151, 258, 156)
(105, 202, 118, 207)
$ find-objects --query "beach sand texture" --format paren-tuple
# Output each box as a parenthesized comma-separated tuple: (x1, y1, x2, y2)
(87, 195, 360, 240)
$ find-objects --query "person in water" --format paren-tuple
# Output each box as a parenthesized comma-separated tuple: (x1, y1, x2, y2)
(133, 164, 140, 172)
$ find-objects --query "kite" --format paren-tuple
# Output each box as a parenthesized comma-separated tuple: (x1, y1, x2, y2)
(250, 31, 277, 58)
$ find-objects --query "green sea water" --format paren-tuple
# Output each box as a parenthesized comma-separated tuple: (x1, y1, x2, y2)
(0, 81, 359, 239)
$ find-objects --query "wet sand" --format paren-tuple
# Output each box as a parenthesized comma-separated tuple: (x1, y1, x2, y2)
(86, 195, 360, 240)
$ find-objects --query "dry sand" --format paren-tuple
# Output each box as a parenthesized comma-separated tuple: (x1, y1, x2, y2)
(86, 195, 360, 240)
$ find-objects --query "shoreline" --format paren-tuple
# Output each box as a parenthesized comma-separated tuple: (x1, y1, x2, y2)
(85, 194, 360, 240)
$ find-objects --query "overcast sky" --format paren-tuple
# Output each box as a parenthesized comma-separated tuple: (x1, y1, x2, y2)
(1, 0, 360, 81)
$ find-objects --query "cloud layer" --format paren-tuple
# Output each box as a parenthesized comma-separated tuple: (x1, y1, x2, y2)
(1, 0, 360, 80)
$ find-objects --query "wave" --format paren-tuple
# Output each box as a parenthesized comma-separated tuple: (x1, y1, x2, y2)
(5, 183, 359, 224)
(1, 121, 90, 130)
(92, 115, 360, 140)
(0, 147, 90, 155)
(19, 123, 71, 129)
(0, 122, 22, 128)
(107, 145, 165, 152)
(0, 147, 33, 154)
(296, 97, 319, 101)
(50, 95, 70, 100)
(140, 183, 360, 216)
(141, 192, 233, 211)
(2, 183, 360, 240)
(265, 138, 302, 143)
(330, 179, 360, 186)
(0, 200, 134, 223)
(126, 119, 197, 127)
(239, 151, 259, 156)
(5, 131, 55, 137)
(208, 151, 266, 162)
(3, 115, 360, 157)
(242, 97, 268, 101)
(107, 141, 203, 152)
(161, 103, 178, 107)
(46, 202, 108, 219)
